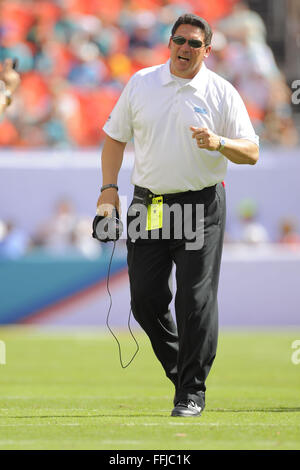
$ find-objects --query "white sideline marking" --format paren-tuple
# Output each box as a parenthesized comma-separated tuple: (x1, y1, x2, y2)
(167, 422, 299, 427)
(0, 423, 81, 427)
(102, 440, 140, 445)
(0, 397, 170, 401)
(0, 422, 297, 427)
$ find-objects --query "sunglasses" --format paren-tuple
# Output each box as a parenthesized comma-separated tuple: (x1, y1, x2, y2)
(171, 35, 205, 49)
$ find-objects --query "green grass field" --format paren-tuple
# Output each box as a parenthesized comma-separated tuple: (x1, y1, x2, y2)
(0, 326, 299, 450)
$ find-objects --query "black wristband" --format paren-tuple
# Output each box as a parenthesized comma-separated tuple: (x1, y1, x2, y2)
(101, 184, 118, 192)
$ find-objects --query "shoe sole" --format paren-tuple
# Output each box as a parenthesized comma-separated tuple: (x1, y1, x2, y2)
(171, 411, 201, 417)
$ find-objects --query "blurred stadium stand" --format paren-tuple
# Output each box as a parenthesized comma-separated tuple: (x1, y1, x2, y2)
(0, 0, 299, 147)
(0, 0, 300, 327)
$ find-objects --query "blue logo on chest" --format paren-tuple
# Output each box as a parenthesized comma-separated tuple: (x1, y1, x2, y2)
(194, 106, 208, 115)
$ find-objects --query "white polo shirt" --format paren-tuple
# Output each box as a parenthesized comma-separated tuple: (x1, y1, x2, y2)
(103, 60, 259, 194)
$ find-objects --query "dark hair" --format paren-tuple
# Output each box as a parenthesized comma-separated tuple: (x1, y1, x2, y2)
(171, 14, 213, 46)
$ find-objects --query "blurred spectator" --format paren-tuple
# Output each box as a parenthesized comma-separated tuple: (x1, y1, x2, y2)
(236, 198, 270, 244)
(216, 0, 299, 146)
(33, 198, 78, 253)
(129, 11, 157, 50)
(0, 58, 21, 117)
(71, 216, 103, 258)
(0, 0, 298, 148)
(0, 219, 31, 259)
(33, 197, 102, 257)
(217, 0, 267, 44)
(278, 217, 300, 247)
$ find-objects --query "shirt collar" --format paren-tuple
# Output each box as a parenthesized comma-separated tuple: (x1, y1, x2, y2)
(161, 59, 209, 93)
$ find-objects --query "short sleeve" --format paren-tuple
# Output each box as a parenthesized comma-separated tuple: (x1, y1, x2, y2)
(102, 76, 134, 143)
(223, 85, 259, 147)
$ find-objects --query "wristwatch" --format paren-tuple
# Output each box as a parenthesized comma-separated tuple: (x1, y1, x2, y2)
(218, 137, 226, 152)
(101, 184, 118, 192)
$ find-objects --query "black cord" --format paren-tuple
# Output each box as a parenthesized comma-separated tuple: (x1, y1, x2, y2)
(105, 241, 139, 368)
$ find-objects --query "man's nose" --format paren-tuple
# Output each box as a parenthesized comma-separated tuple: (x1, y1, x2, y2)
(180, 43, 192, 53)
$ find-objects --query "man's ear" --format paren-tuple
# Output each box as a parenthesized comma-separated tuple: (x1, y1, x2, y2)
(204, 45, 212, 59)
(168, 37, 172, 49)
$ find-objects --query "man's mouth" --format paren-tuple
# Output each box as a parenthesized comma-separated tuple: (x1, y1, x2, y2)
(178, 56, 190, 62)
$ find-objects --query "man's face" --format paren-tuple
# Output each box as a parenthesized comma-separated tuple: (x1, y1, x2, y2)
(168, 24, 211, 78)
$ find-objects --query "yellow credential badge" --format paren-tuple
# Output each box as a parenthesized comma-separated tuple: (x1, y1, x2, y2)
(146, 196, 163, 231)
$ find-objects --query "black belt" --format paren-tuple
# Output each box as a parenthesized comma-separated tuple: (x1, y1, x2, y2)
(134, 184, 216, 204)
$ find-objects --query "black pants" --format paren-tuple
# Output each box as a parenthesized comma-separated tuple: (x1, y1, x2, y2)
(126, 183, 226, 408)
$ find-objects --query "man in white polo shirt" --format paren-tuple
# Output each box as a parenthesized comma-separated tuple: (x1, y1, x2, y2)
(96, 13, 259, 417)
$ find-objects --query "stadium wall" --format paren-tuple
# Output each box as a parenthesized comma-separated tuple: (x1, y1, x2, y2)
(0, 147, 299, 327)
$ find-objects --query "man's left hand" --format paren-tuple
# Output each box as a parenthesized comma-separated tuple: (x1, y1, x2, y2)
(190, 126, 220, 151)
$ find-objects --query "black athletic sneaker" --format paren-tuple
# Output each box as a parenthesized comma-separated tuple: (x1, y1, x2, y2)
(171, 400, 202, 417)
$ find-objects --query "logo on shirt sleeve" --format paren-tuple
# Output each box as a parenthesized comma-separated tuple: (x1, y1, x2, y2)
(194, 106, 208, 115)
